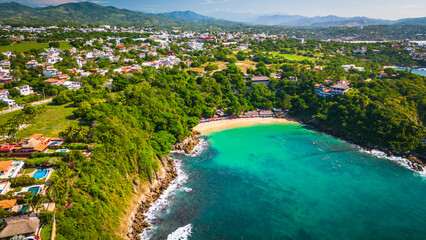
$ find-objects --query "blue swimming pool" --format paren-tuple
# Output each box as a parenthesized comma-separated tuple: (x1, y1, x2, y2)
(33, 169, 49, 180)
(56, 149, 69, 153)
(28, 186, 40, 196)
(20, 205, 27, 214)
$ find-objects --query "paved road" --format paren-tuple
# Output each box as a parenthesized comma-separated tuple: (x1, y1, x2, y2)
(0, 97, 53, 115)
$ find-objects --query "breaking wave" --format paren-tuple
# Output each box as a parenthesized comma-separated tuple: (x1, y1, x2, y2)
(359, 148, 425, 178)
(166, 224, 192, 240)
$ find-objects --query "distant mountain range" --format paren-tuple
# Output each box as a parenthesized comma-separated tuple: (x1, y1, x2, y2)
(0, 2, 424, 27)
(157, 11, 211, 21)
(0, 2, 234, 26)
(228, 13, 426, 27)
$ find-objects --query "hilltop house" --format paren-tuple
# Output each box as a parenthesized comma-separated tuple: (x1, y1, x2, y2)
(251, 76, 270, 85)
(44, 78, 66, 86)
(14, 85, 33, 96)
(315, 80, 351, 97)
(0, 89, 9, 100)
(0, 134, 52, 158)
(341, 65, 364, 72)
(44, 69, 61, 78)
(62, 81, 81, 90)
(330, 82, 351, 95)
(0, 89, 16, 106)
(25, 60, 38, 68)
(20, 134, 50, 154)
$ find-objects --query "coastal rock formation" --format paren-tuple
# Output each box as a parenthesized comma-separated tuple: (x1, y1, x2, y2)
(127, 157, 178, 240)
(172, 131, 200, 154)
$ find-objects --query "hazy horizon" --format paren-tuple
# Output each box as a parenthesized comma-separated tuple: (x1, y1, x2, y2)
(1, 0, 426, 20)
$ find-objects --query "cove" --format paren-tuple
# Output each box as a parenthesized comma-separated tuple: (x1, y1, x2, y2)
(143, 123, 426, 240)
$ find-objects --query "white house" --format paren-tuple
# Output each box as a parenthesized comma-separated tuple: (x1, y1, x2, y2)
(341, 65, 365, 72)
(46, 56, 63, 64)
(44, 69, 61, 78)
(62, 81, 81, 90)
(14, 85, 33, 96)
(0, 89, 9, 99)
(1, 98, 16, 107)
(25, 60, 38, 68)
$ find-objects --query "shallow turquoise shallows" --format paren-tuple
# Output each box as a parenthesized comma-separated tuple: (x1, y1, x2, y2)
(395, 68, 426, 77)
(149, 124, 426, 240)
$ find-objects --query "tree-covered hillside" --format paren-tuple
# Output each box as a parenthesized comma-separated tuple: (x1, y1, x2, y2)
(0, 2, 235, 26)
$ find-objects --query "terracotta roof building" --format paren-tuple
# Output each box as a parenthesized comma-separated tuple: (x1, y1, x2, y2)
(0, 161, 13, 175)
(0, 199, 17, 210)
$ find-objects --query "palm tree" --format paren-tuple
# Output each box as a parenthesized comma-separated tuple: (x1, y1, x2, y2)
(24, 194, 33, 214)
(31, 194, 47, 213)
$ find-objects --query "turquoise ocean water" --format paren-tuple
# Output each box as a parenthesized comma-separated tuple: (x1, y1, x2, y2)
(395, 68, 426, 77)
(142, 124, 426, 240)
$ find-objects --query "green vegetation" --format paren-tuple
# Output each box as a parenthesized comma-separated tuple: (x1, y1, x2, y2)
(40, 223, 53, 240)
(0, 111, 19, 124)
(267, 52, 317, 62)
(16, 103, 83, 138)
(0, 2, 236, 27)
(21, 168, 35, 174)
(10, 175, 36, 187)
(0, 42, 72, 53)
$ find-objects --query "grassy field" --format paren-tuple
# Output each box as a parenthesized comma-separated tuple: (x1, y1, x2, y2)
(0, 42, 72, 53)
(16, 103, 83, 138)
(40, 223, 52, 240)
(235, 59, 257, 73)
(268, 52, 317, 62)
(186, 61, 229, 73)
(0, 110, 19, 124)
(186, 60, 260, 74)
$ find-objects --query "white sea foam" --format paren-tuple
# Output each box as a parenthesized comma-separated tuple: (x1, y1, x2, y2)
(166, 224, 192, 240)
(171, 137, 209, 157)
(140, 139, 209, 239)
(139, 159, 189, 239)
(359, 148, 426, 178)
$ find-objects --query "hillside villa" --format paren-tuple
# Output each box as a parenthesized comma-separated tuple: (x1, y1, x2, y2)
(0, 134, 61, 158)
(341, 64, 365, 72)
(0, 160, 24, 179)
(315, 80, 351, 97)
(251, 76, 270, 85)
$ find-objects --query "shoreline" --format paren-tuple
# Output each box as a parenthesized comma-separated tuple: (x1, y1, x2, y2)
(124, 157, 177, 240)
(193, 117, 298, 135)
(303, 119, 425, 172)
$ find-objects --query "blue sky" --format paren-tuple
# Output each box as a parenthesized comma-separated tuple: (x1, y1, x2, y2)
(2, 0, 426, 20)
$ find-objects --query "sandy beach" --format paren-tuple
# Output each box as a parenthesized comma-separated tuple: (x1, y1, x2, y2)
(193, 117, 298, 135)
